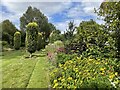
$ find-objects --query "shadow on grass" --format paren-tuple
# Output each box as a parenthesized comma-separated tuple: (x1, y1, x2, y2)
(25, 54, 46, 59)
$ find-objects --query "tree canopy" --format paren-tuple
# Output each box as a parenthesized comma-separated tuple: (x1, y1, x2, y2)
(20, 6, 55, 40)
(1, 20, 18, 45)
(96, 1, 120, 58)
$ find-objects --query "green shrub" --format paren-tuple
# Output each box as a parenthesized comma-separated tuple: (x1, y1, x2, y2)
(37, 32, 43, 51)
(0, 41, 8, 46)
(14, 31, 21, 50)
(54, 40, 64, 48)
(56, 53, 77, 65)
(26, 22, 38, 57)
(50, 56, 119, 89)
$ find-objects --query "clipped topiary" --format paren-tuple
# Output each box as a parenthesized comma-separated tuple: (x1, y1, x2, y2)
(37, 32, 43, 51)
(14, 31, 21, 50)
(26, 22, 38, 57)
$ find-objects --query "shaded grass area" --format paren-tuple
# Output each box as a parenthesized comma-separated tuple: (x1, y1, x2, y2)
(2, 50, 50, 88)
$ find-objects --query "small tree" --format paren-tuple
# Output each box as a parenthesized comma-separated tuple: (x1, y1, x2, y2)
(26, 22, 38, 57)
(14, 31, 21, 50)
(37, 32, 43, 51)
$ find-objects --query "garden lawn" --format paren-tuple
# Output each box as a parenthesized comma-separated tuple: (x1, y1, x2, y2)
(2, 50, 50, 88)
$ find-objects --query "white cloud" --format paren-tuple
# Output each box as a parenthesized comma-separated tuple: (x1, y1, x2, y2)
(1, 1, 104, 31)
(1, 2, 72, 16)
(1, 1, 72, 29)
(66, 2, 102, 20)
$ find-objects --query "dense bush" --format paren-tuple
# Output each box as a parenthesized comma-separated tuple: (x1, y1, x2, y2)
(56, 53, 77, 65)
(26, 22, 38, 57)
(37, 32, 43, 51)
(0, 41, 8, 46)
(14, 31, 21, 50)
(0, 41, 9, 51)
(50, 56, 120, 89)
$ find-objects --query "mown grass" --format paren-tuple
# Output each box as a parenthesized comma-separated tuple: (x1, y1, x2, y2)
(2, 50, 51, 88)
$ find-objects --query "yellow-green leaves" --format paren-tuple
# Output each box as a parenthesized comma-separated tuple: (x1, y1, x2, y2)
(26, 22, 38, 28)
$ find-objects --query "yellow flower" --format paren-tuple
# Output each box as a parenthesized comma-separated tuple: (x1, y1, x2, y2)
(101, 72, 104, 75)
(80, 80, 83, 84)
(58, 77, 61, 80)
(61, 78, 65, 82)
(69, 60, 73, 63)
(100, 68, 105, 71)
(64, 67, 67, 70)
(59, 63, 62, 67)
(75, 69, 78, 72)
(74, 86, 77, 88)
(115, 72, 118, 76)
(75, 68, 78, 72)
(87, 73, 90, 76)
(53, 80, 57, 83)
(75, 79, 77, 82)
(54, 69, 58, 72)
(92, 77, 95, 80)
(79, 72, 82, 74)
(109, 74, 115, 79)
(96, 62, 99, 64)
(105, 62, 108, 65)
(68, 77, 72, 80)
(53, 83, 58, 88)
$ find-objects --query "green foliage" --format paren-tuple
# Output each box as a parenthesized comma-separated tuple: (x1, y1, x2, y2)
(0, 41, 9, 51)
(49, 30, 61, 43)
(96, 1, 120, 57)
(20, 6, 54, 40)
(0, 41, 8, 46)
(37, 32, 43, 51)
(14, 31, 21, 50)
(56, 53, 77, 65)
(63, 21, 76, 45)
(1, 20, 18, 45)
(26, 22, 38, 55)
(65, 19, 108, 55)
(76, 19, 107, 46)
(50, 56, 119, 89)
(54, 40, 64, 50)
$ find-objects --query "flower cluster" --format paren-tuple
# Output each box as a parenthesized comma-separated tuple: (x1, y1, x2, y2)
(50, 56, 120, 89)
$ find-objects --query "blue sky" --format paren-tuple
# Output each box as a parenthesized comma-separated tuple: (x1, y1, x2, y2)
(1, 0, 104, 33)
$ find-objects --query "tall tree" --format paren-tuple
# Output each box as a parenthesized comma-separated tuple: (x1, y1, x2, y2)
(64, 21, 76, 41)
(20, 6, 52, 40)
(96, 1, 120, 57)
